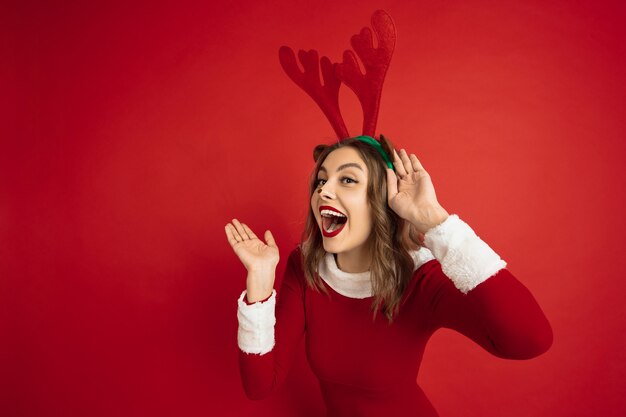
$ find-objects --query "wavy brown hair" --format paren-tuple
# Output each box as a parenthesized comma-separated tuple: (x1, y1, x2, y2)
(300, 135, 417, 323)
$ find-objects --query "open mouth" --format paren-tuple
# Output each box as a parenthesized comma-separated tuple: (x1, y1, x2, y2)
(320, 207, 348, 237)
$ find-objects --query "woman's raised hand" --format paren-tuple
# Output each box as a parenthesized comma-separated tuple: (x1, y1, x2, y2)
(225, 219, 279, 302)
(386, 149, 449, 235)
(225, 219, 279, 272)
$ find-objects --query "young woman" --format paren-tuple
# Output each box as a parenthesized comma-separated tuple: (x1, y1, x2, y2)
(224, 135, 553, 417)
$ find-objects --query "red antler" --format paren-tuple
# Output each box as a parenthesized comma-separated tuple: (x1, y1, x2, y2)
(336, 10, 396, 137)
(279, 47, 349, 139)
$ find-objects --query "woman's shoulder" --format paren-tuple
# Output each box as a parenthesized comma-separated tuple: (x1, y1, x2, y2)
(409, 246, 436, 273)
(286, 243, 304, 268)
(281, 244, 307, 285)
(396, 248, 438, 305)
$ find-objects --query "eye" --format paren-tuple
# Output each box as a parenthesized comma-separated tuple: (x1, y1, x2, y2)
(315, 177, 357, 187)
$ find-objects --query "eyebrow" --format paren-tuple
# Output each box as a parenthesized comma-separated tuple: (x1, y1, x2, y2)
(318, 163, 364, 174)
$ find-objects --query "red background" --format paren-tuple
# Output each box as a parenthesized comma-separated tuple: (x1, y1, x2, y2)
(3, 0, 626, 416)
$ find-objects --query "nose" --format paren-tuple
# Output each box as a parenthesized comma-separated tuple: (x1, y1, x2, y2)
(317, 182, 335, 199)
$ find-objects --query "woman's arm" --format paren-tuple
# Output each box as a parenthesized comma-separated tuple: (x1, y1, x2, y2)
(225, 220, 306, 399)
(419, 215, 553, 359)
(237, 248, 306, 399)
(386, 148, 552, 358)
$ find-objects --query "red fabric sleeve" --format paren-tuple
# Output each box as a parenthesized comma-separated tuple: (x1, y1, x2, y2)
(421, 260, 553, 360)
(238, 247, 306, 400)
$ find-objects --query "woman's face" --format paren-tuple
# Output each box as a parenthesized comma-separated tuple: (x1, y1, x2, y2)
(311, 147, 373, 256)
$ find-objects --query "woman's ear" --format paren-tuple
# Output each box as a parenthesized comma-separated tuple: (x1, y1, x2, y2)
(378, 134, 396, 159)
(313, 144, 328, 162)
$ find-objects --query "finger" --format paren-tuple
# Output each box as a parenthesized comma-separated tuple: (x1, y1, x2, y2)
(409, 154, 425, 172)
(232, 219, 251, 240)
(399, 149, 413, 175)
(392, 149, 407, 177)
(225, 224, 242, 245)
(386, 168, 398, 201)
(264, 230, 277, 248)
(242, 223, 258, 240)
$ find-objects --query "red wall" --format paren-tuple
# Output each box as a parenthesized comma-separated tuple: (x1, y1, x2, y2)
(3, 0, 625, 416)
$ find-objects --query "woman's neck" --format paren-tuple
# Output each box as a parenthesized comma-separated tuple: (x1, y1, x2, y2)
(334, 244, 372, 273)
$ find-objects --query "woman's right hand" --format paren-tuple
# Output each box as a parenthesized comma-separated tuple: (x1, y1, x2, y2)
(225, 219, 279, 271)
(225, 219, 279, 301)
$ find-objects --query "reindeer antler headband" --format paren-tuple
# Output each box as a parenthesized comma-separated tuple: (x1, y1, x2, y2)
(279, 10, 396, 170)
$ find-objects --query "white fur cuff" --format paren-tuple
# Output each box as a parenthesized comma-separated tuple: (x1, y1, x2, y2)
(237, 290, 277, 355)
(424, 215, 507, 294)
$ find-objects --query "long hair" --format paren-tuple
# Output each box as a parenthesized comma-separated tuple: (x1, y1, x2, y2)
(300, 136, 415, 323)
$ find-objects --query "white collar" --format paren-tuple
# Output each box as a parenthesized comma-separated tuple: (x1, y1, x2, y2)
(317, 247, 435, 299)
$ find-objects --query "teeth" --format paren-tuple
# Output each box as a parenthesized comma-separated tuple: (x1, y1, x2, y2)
(321, 209, 346, 218)
(320, 208, 347, 234)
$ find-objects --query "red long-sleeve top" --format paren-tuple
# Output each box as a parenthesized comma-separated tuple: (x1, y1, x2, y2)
(236, 216, 552, 416)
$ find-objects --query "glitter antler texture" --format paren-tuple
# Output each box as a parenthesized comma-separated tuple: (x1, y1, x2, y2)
(336, 10, 396, 137)
(279, 10, 396, 139)
(279, 48, 349, 139)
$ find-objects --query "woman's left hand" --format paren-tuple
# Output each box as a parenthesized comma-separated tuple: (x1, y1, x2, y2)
(386, 148, 449, 235)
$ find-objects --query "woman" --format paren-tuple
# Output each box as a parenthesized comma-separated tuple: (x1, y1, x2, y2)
(224, 135, 553, 416)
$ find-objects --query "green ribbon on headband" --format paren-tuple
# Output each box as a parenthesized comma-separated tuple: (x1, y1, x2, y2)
(354, 135, 395, 171)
